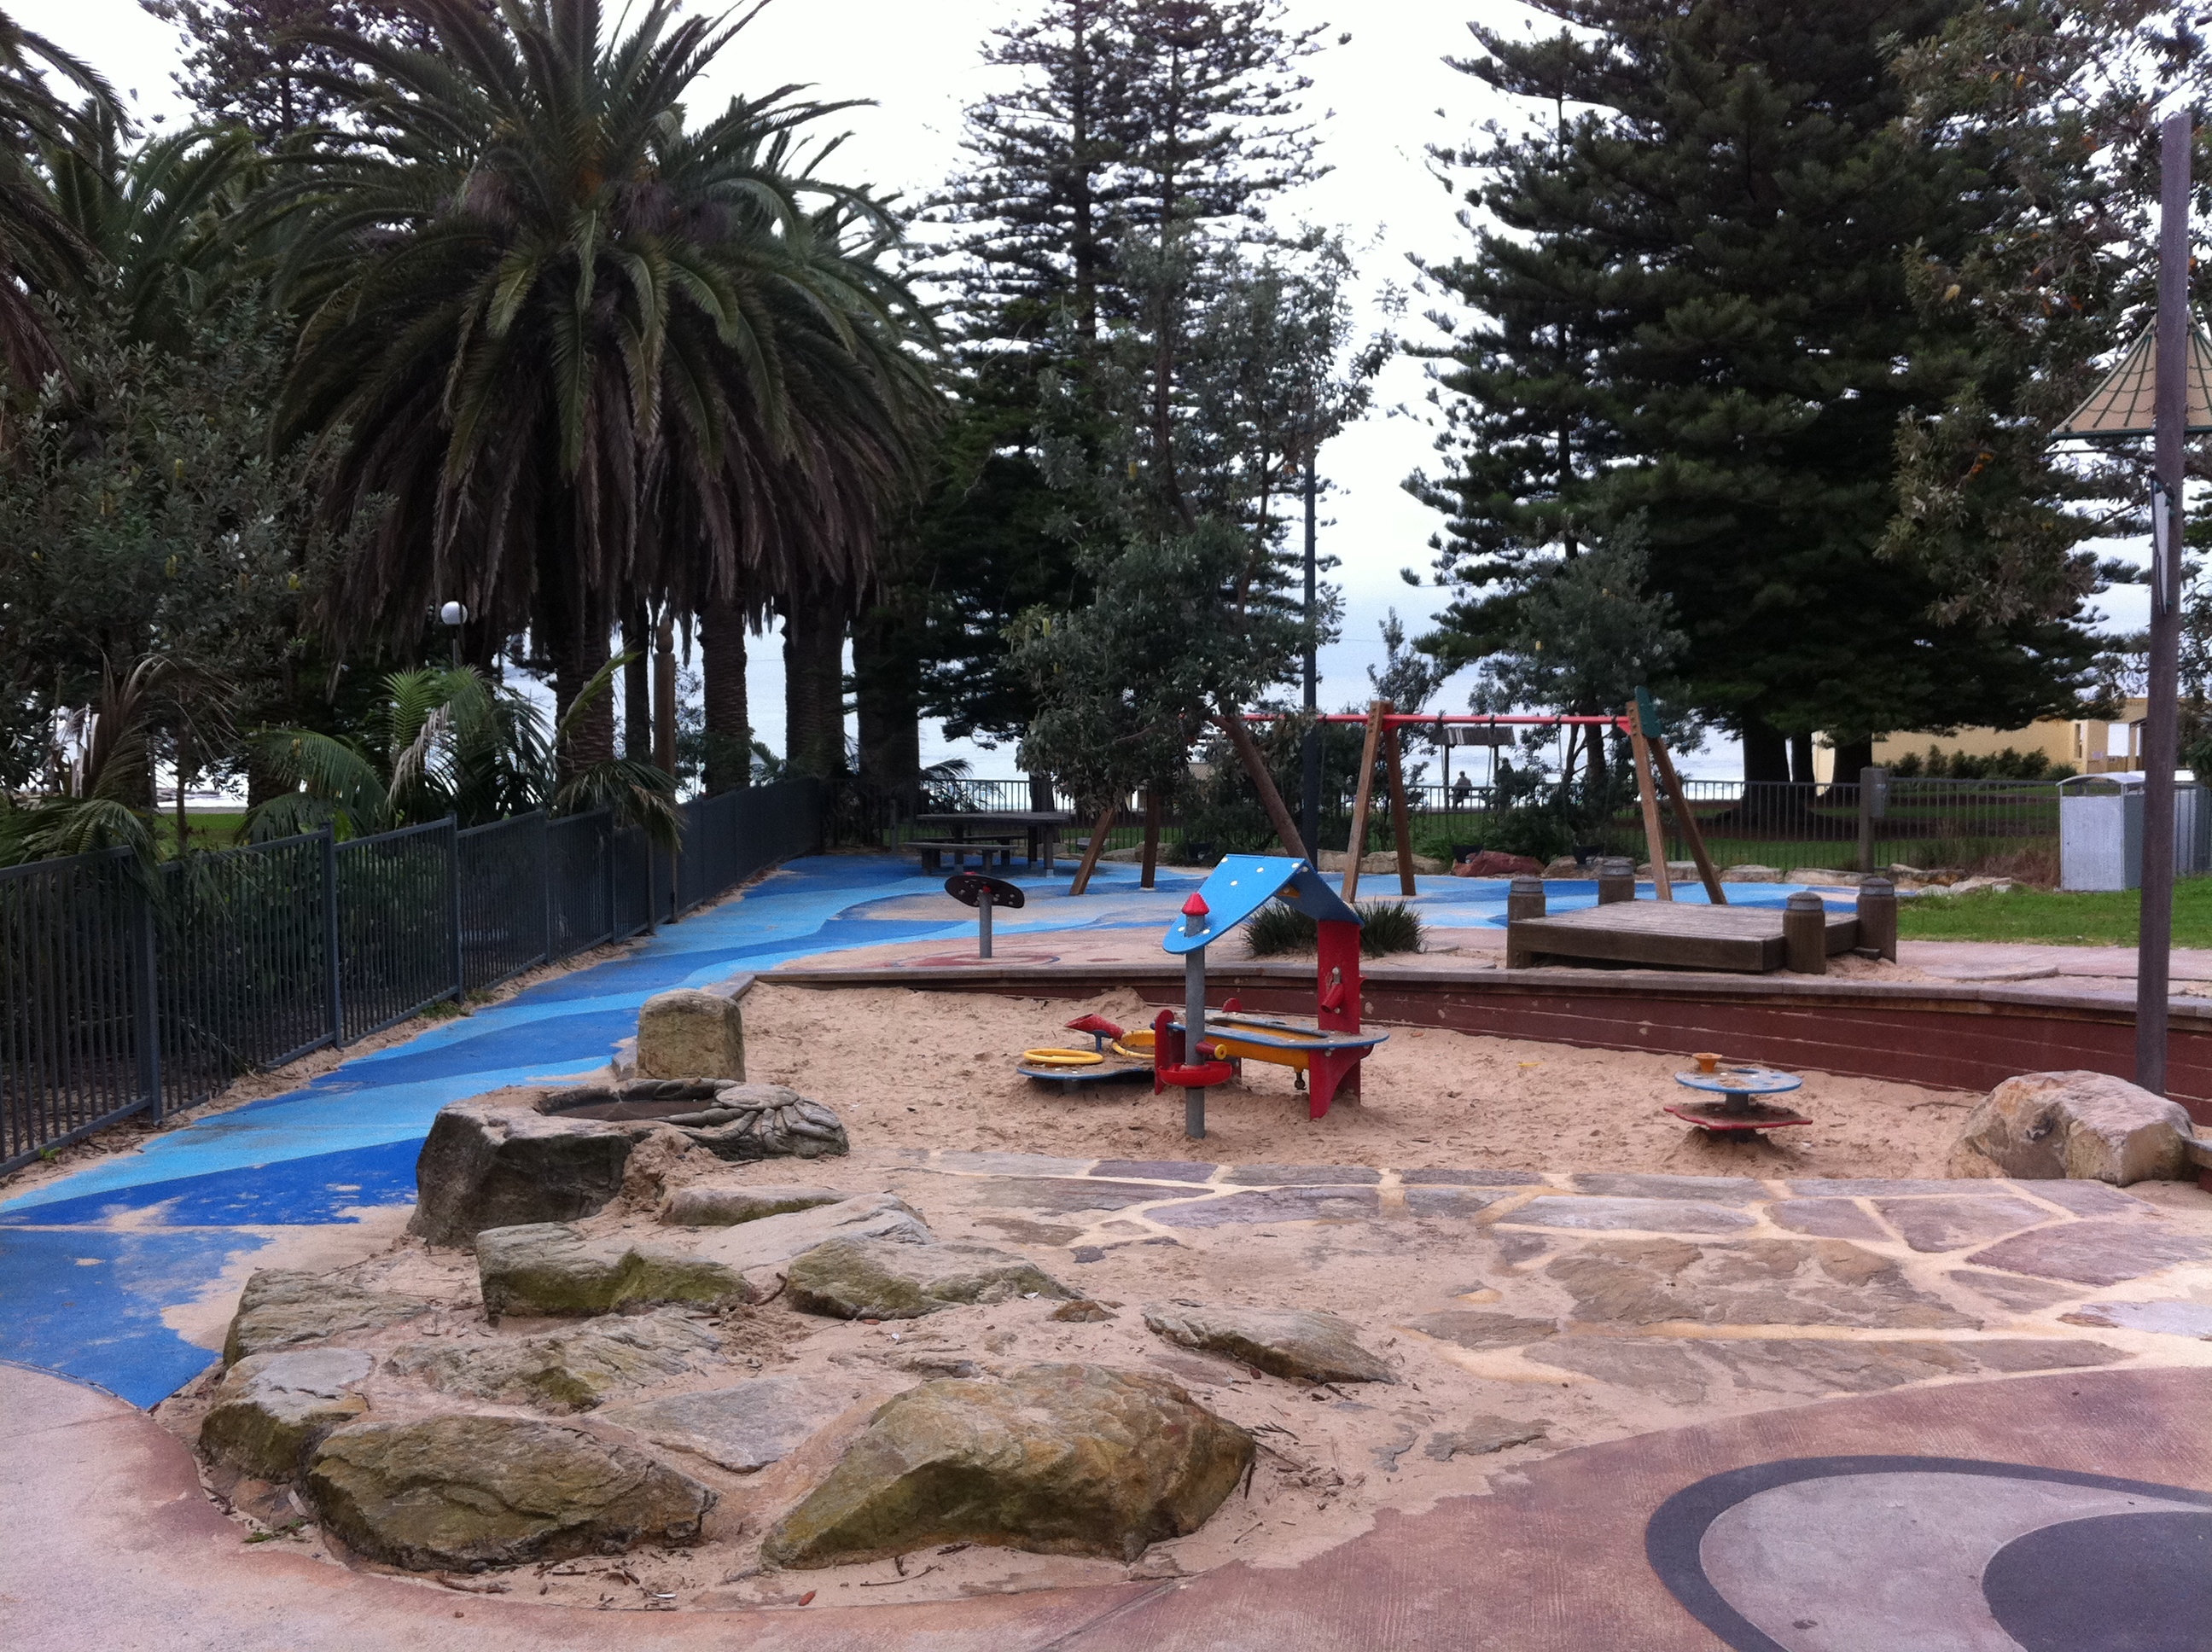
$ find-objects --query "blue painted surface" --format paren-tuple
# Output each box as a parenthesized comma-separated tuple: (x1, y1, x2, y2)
(0, 852, 1853, 1407)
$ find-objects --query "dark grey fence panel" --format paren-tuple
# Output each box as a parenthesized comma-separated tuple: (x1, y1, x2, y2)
(336, 818, 460, 1041)
(155, 831, 335, 1114)
(458, 812, 550, 990)
(547, 811, 613, 957)
(0, 847, 150, 1168)
(3, 784, 822, 1170)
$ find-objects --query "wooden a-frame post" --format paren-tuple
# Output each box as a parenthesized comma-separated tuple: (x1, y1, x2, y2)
(1342, 700, 1388, 902)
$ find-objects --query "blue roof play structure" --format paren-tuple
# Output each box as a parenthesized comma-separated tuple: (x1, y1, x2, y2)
(1162, 855, 1363, 953)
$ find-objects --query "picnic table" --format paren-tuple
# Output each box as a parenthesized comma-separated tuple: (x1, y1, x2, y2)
(913, 811, 1074, 872)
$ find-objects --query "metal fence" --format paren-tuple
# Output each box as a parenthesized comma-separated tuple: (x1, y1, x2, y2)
(0, 778, 823, 1172)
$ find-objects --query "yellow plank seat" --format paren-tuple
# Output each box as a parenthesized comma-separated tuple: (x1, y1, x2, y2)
(1173, 1010, 1388, 1076)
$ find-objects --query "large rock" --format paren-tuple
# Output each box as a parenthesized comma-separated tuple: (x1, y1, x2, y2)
(304, 1415, 713, 1570)
(760, 1364, 1251, 1568)
(1950, 1071, 2195, 1186)
(222, 1270, 436, 1365)
(200, 1349, 372, 1479)
(1141, 1301, 1394, 1384)
(602, 1375, 853, 1472)
(386, 1310, 722, 1411)
(1720, 864, 1783, 883)
(478, 1193, 930, 1317)
(636, 988, 745, 1080)
(661, 1184, 847, 1226)
(1317, 849, 1448, 875)
(783, 1237, 1076, 1320)
(411, 1085, 850, 1247)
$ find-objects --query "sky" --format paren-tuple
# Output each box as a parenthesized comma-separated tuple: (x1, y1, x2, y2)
(16, 0, 2154, 783)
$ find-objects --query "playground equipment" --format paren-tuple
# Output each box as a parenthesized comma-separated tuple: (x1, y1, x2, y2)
(1665, 1051, 1811, 1134)
(946, 870, 1023, 958)
(1153, 855, 1389, 1140)
(1015, 1012, 1155, 1089)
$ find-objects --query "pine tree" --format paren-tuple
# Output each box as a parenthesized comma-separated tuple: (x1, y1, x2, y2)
(140, 0, 434, 139)
(1412, 0, 2108, 782)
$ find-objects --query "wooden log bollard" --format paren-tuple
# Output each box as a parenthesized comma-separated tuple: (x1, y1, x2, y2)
(1856, 876, 1897, 963)
(1505, 875, 1546, 969)
(1597, 857, 1635, 905)
(1783, 891, 1827, 975)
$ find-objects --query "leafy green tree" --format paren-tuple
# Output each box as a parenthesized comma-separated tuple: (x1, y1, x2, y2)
(271, 0, 934, 778)
(1410, 0, 2108, 782)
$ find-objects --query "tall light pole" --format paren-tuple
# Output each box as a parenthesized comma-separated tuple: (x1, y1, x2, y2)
(1300, 448, 1322, 858)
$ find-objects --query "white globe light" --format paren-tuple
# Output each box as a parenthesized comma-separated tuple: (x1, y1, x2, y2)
(439, 601, 469, 626)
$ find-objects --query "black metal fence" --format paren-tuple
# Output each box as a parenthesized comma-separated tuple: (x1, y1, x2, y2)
(0, 778, 823, 1172)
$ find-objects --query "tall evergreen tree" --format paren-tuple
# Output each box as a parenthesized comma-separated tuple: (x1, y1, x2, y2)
(140, 0, 433, 140)
(1411, 0, 2108, 782)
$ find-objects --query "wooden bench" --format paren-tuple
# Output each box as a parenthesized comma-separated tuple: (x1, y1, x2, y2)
(908, 838, 1017, 872)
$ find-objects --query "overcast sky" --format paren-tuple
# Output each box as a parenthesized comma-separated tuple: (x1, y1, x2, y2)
(16, 0, 2152, 780)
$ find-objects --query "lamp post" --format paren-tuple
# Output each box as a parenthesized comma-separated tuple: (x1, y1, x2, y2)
(438, 600, 468, 666)
(2055, 110, 2211, 1092)
(1301, 448, 1321, 859)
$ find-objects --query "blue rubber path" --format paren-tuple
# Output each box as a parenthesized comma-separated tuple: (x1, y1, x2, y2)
(0, 855, 1831, 1405)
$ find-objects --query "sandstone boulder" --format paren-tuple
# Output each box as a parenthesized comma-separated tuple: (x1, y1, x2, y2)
(1317, 849, 1447, 875)
(1950, 1070, 2195, 1186)
(784, 1236, 1076, 1320)
(478, 1193, 930, 1316)
(410, 1085, 849, 1247)
(304, 1414, 713, 1570)
(200, 1348, 372, 1479)
(1451, 850, 1544, 878)
(1720, 864, 1783, 883)
(1540, 857, 1583, 878)
(760, 1364, 1251, 1568)
(1141, 1301, 1394, 1384)
(635, 988, 746, 1080)
(1784, 868, 1866, 886)
(386, 1309, 721, 1411)
(660, 1184, 846, 1226)
(602, 1374, 853, 1472)
(222, 1270, 436, 1365)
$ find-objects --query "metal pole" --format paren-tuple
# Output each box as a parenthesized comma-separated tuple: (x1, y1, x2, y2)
(445, 815, 464, 1003)
(131, 866, 163, 1121)
(1185, 944, 1207, 1140)
(977, 892, 993, 959)
(1300, 450, 1321, 858)
(2140, 109, 2190, 1094)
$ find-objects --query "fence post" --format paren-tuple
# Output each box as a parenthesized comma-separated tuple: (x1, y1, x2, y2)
(601, 811, 615, 942)
(131, 864, 164, 1121)
(445, 815, 464, 998)
(321, 823, 344, 1047)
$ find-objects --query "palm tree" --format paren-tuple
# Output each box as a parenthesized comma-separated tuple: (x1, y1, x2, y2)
(272, 0, 934, 777)
(0, 8, 120, 385)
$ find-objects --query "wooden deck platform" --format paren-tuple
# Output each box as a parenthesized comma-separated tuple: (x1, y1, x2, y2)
(1505, 902, 1858, 974)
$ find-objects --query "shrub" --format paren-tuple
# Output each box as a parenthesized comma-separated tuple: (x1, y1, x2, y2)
(1244, 899, 1424, 957)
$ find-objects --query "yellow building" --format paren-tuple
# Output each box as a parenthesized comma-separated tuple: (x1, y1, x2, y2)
(1813, 700, 2152, 780)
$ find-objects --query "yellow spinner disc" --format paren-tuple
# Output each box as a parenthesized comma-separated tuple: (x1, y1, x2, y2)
(1022, 1047, 1103, 1067)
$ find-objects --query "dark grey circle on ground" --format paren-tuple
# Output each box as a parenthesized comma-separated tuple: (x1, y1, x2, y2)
(1982, 1509, 2212, 1652)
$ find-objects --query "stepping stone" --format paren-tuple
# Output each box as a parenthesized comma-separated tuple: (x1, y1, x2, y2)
(1424, 1416, 1548, 1462)
(1965, 1219, 2212, 1287)
(1144, 1302, 1395, 1383)
(1405, 1186, 1517, 1218)
(1945, 1269, 2081, 1312)
(1403, 1311, 1558, 1350)
(1088, 1160, 1217, 1181)
(934, 1152, 1095, 1178)
(1525, 1339, 1713, 1405)
(1224, 1165, 1383, 1186)
(784, 1236, 1076, 1319)
(1573, 1173, 1767, 1204)
(200, 1348, 372, 1480)
(660, 1184, 845, 1226)
(1772, 1198, 1888, 1241)
(1149, 1187, 1382, 1227)
(602, 1374, 855, 1471)
(1873, 1193, 2054, 1253)
(1400, 1168, 1547, 1187)
(1788, 1178, 1963, 1196)
(222, 1271, 435, 1364)
(2021, 1181, 2148, 1217)
(974, 1178, 1185, 1214)
(2061, 1300, 2212, 1338)
(1503, 1196, 1755, 1235)
(387, 1310, 721, 1412)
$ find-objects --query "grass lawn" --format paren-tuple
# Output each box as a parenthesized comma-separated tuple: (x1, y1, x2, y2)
(1899, 876, 2212, 948)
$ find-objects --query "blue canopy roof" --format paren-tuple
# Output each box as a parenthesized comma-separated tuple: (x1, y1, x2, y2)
(1162, 855, 1363, 955)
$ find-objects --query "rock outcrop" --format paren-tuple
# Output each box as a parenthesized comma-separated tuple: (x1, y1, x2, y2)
(410, 1084, 849, 1246)
(386, 1309, 722, 1411)
(660, 1184, 846, 1226)
(1950, 1071, 2194, 1186)
(635, 988, 746, 1081)
(199, 1348, 372, 1479)
(222, 1270, 435, 1365)
(477, 1193, 930, 1316)
(760, 1364, 1251, 1568)
(783, 1237, 1076, 1320)
(304, 1414, 713, 1570)
(1141, 1301, 1394, 1384)
(602, 1375, 853, 1473)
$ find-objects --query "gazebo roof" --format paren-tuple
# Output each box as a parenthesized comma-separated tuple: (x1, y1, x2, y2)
(2056, 320, 2212, 439)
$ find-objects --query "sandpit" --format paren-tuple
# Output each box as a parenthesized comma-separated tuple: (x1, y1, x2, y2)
(736, 981, 1976, 1179)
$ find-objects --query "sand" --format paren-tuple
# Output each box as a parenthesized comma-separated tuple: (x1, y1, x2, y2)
(737, 981, 1977, 1179)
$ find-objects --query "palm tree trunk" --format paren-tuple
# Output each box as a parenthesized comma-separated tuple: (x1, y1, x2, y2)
(702, 598, 749, 794)
(622, 603, 652, 761)
(556, 603, 614, 777)
(853, 593, 921, 788)
(783, 597, 846, 778)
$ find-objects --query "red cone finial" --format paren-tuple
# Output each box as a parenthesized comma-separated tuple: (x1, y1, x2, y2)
(1181, 893, 1210, 916)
